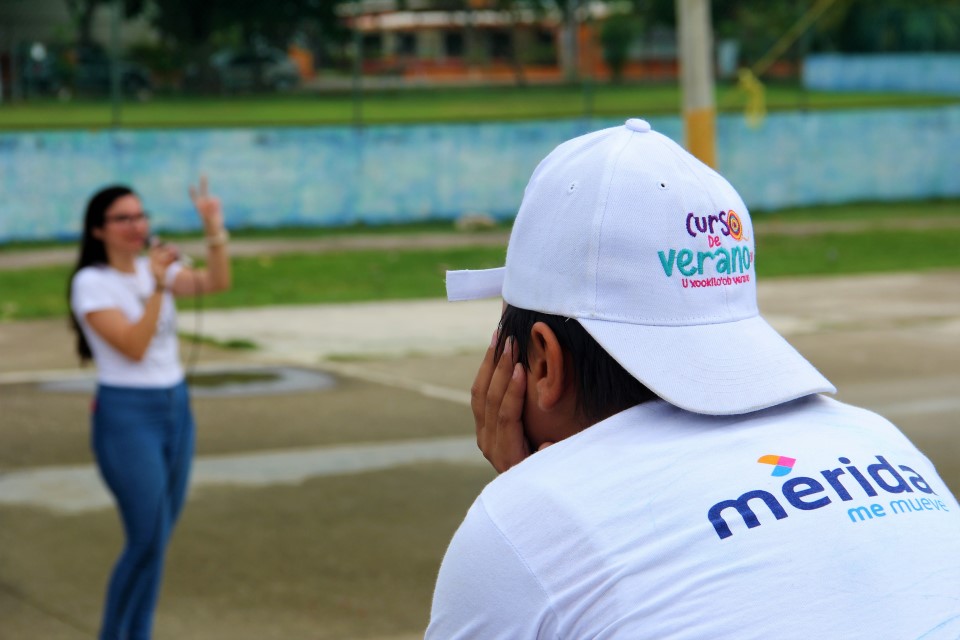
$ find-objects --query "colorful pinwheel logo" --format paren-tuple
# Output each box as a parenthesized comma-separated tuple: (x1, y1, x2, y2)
(758, 454, 796, 477)
(727, 210, 745, 241)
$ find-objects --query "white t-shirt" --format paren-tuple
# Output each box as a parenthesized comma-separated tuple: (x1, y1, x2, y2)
(427, 396, 960, 640)
(71, 257, 184, 388)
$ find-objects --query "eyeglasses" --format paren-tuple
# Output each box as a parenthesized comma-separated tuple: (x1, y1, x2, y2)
(104, 212, 150, 225)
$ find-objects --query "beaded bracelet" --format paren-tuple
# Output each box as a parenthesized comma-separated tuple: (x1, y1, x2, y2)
(206, 229, 230, 247)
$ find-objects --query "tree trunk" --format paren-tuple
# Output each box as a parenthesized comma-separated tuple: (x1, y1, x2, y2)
(508, 8, 526, 87)
(65, 0, 101, 46)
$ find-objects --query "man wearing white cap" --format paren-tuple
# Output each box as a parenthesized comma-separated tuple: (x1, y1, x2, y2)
(427, 119, 960, 639)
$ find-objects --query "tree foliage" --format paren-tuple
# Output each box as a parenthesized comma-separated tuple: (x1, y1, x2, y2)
(145, 0, 347, 48)
(828, 0, 960, 52)
(601, 15, 644, 83)
(62, 0, 348, 50)
(63, 0, 147, 45)
(63, 0, 960, 82)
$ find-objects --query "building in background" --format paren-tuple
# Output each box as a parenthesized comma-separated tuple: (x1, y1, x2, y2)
(343, 0, 677, 86)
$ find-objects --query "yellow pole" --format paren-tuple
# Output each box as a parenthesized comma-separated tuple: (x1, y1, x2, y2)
(676, 0, 716, 167)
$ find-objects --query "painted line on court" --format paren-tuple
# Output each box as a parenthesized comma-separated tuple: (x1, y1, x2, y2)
(319, 361, 472, 405)
(317, 362, 960, 420)
(0, 368, 94, 385)
(0, 361, 285, 386)
(0, 436, 481, 515)
(0, 361, 474, 406)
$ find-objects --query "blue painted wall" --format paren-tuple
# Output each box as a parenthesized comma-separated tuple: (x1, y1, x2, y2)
(1, 106, 958, 243)
(804, 54, 960, 95)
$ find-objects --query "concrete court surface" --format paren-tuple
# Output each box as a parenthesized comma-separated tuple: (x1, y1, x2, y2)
(1, 269, 959, 639)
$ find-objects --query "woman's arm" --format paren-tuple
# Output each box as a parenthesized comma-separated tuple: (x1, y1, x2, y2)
(171, 175, 232, 297)
(85, 291, 163, 362)
(84, 248, 176, 361)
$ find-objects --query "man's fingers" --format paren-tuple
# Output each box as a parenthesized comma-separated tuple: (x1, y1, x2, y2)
(482, 337, 516, 462)
(484, 337, 515, 430)
(493, 363, 528, 472)
(470, 331, 498, 417)
(498, 363, 526, 428)
(469, 332, 535, 473)
(471, 330, 499, 436)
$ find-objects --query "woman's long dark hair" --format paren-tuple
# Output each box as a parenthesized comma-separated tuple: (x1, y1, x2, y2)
(68, 185, 135, 362)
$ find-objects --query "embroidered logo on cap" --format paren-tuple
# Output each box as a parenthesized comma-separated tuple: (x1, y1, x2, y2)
(727, 210, 746, 241)
(685, 210, 748, 241)
(656, 209, 755, 288)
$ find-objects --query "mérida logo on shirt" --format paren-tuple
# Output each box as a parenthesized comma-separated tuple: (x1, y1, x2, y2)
(707, 455, 950, 540)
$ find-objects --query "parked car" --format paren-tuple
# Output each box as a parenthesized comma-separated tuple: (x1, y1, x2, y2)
(17, 42, 152, 100)
(18, 42, 63, 97)
(210, 47, 300, 92)
(71, 45, 153, 99)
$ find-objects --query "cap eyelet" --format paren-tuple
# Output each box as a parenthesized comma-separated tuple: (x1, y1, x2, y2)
(567, 181, 579, 194)
(657, 181, 669, 190)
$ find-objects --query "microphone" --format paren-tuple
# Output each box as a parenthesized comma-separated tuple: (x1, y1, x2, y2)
(146, 234, 194, 267)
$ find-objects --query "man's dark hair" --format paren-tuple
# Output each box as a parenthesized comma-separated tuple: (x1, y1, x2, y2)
(496, 304, 657, 424)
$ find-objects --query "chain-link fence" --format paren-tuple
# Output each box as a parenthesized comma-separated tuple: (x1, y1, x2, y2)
(2, 1, 956, 127)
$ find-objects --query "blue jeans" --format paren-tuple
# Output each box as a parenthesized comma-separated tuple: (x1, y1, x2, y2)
(92, 380, 195, 640)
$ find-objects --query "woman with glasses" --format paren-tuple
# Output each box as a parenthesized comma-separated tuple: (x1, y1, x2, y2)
(67, 178, 231, 640)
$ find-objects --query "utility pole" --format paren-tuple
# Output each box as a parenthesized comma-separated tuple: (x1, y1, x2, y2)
(0, 30, 5, 104)
(110, 0, 122, 127)
(565, 0, 579, 83)
(675, 0, 716, 167)
(10, 28, 22, 103)
(351, 2, 363, 128)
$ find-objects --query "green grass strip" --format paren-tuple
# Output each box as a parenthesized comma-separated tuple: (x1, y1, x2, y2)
(753, 199, 960, 222)
(2, 199, 956, 253)
(0, 220, 510, 252)
(3, 227, 959, 322)
(756, 228, 960, 277)
(1, 84, 958, 130)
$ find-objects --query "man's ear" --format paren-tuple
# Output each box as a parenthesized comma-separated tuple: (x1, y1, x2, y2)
(528, 321, 569, 412)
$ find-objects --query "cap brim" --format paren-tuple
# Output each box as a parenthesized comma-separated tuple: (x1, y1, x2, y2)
(446, 268, 834, 416)
(577, 315, 836, 416)
(446, 268, 505, 301)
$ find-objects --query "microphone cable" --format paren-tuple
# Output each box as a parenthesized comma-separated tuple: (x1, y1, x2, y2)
(185, 266, 203, 380)
(150, 234, 204, 381)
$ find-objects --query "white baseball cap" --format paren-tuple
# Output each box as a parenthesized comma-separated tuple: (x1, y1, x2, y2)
(446, 118, 835, 416)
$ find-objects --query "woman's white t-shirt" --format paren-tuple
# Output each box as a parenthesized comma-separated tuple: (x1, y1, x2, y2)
(71, 257, 184, 388)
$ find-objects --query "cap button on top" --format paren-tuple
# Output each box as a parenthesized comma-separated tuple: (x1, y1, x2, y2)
(625, 118, 651, 133)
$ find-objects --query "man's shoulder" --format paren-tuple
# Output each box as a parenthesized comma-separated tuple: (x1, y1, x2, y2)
(479, 395, 906, 498)
(780, 394, 900, 430)
(476, 402, 674, 512)
(481, 395, 903, 487)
